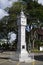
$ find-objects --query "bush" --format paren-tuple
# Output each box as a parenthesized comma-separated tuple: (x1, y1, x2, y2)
(31, 48, 43, 53)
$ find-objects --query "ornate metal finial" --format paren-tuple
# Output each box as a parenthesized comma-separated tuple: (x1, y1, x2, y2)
(20, 11, 25, 17)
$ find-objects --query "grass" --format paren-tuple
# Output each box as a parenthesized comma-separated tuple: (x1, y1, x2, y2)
(31, 49, 43, 53)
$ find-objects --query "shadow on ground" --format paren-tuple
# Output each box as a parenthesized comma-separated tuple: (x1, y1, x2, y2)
(34, 55, 43, 61)
(0, 57, 10, 59)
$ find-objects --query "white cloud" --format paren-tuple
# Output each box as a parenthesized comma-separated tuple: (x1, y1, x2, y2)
(0, 0, 18, 9)
(0, 9, 9, 19)
(0, 0, 10, 9)
(38, 0, 43, 5)
(0, 0, 18, 19)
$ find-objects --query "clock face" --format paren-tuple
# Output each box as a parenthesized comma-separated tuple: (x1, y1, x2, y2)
(21, 18, 26, 25)
(22, 21, 24, 23)
(21, 21, 26, 25)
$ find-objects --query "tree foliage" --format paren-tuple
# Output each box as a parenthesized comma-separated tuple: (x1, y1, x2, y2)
(0, 1, 43, 48)
(0, 1, 43, 32)
(8, 2, 27, 32)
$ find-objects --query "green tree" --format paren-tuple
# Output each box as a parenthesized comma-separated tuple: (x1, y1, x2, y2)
(23, 0, 32, 3)
(0, 1, 43, 50)
(8, 2, 27, 32)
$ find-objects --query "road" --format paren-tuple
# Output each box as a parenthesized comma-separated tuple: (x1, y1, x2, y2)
(0, 59, 43, 65)
(0, 52, 43, 65)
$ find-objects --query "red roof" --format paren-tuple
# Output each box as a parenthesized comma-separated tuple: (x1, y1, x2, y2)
(37, 29, 43, 35)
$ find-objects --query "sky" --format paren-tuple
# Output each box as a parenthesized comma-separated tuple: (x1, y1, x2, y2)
(38, 0, 43, 5)
(0, 0, 18, 20)
(0, 0, 18, 9)
(0, 9, 9, 19)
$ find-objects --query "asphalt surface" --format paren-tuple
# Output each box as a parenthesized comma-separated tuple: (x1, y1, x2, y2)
(0, 52, 43, 65)
(34, 55, 43, 61)
(0, 59, 43, 65)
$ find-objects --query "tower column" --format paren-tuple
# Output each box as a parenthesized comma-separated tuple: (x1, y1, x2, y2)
(17, 11, 32, 62)
(17, 25, 26, 52)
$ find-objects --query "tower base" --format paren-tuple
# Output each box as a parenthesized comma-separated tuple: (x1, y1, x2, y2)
(19, 50, 34, 62)
(10, 51, 34, 63)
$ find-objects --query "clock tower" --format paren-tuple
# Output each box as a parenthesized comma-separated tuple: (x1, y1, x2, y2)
(17, 11, 32, 62)
(17, 11, 27, 52)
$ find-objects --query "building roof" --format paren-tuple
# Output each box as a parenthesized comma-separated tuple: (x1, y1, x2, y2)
(37, 29, 43, 35)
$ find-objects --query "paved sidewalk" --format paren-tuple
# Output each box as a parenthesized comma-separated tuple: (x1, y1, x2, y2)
(0, 52, 43, 59)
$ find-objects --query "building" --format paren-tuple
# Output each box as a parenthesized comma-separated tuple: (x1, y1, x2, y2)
(30, 28, 43, 50)
(36, 29, 43, 41)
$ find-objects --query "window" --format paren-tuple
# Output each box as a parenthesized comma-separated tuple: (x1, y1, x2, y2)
(22, 45, 25, 49)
